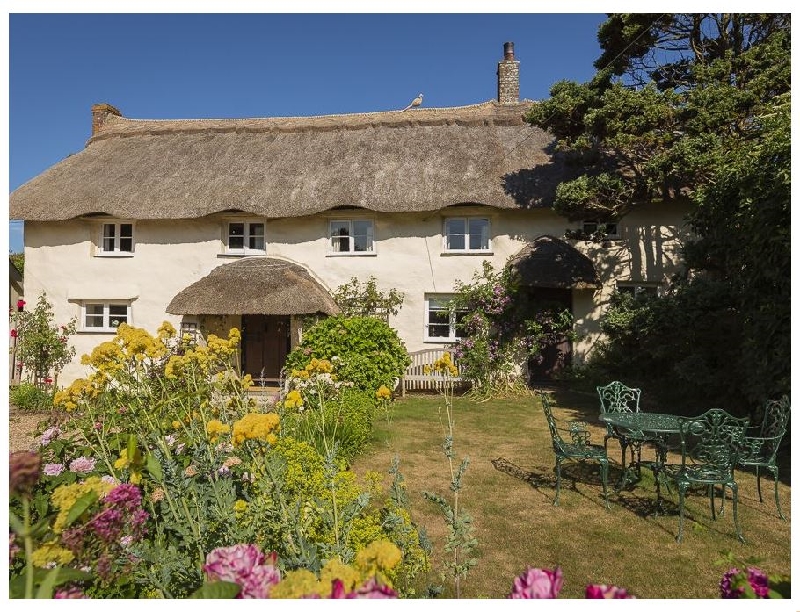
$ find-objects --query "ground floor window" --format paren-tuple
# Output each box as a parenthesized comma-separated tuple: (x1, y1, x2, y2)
(616, 282, 662, 298)
(81, 302, 131, 332)
(424, 294, 467, 342)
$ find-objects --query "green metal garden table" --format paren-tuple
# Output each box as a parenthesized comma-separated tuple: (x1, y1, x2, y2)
(598, 412, 682, 513)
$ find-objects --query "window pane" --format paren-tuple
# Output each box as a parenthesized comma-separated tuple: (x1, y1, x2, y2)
(119, 238, 133, 252)
(108, 305, 128, 328)
(248, 224, 265, 250)
(331, 236, 349, 252)
(468, 219, 489, 250)
(120, 224, 133, 238)
(103, 224, 115, 238)
(428, 324, 451, 338)
(353, 220, 374, 252)
(85, 304, 104, 328)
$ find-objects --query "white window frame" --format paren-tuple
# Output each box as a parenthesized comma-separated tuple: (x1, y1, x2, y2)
(327, 219, 375, 255)
(616, 282, 662, 298)
(424, 294, 467, 342)
(80, 302, 132, 333)
(442, 217, 491, 253)
(582, 220, 619, 239)
(225, 220, 266, 255)
(96, 221, 135, 256)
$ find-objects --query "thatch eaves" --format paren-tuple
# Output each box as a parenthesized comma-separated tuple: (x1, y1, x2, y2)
(508, 235, 601, 290)
(165, 258, 340, 316)
(10, 100, 568, 221)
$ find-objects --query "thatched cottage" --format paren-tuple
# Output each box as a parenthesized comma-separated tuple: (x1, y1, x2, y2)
(9, 43, 690, 386)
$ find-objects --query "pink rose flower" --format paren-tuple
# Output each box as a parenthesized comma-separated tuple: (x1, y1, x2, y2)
(203, 544, 281, 599)
(585, 584, 635, 598)
(509, 566, 564, 599)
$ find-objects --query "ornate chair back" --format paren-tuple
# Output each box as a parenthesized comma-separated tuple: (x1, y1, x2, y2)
(596, 381, 641, 415)
(679, 408, 749, 475)
(540, 392, 568, 456)
(752, 395, 791, 461)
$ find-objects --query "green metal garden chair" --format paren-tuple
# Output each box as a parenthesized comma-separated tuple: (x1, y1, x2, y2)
(669, 408, 749, 544)
(737, 395, 790, 520)
(596, 381, 646, 473)
(538, 391, 609, 509)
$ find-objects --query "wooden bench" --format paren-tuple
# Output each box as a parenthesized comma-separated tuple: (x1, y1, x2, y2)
(401, 348, 467, 396)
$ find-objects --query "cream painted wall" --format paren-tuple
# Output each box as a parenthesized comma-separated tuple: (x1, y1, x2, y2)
(24, 203, 691, 386)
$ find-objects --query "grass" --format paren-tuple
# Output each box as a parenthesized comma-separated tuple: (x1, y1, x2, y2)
(351, 388, 792, 599)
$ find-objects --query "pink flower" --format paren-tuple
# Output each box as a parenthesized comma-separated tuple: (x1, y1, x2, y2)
(54, 587, 88, 599)
(586, 584, 635, 598)
(43, 463, 65, 476)
(40, 426, 62, 446)
(720, 567, 770, 598)
(203, 544, 281, 599)
(345, 577, 398, 599)
(68, 457, 97, 473)
(10, 329, 17, 338)
(509, 566, 564, 599)
(16, 299, 25, 311)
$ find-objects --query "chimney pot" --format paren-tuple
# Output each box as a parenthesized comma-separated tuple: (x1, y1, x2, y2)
(503, 41, 515, 60)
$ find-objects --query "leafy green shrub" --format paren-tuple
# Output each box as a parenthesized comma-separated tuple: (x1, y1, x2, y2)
(285, 316, 410, 392)
(10, 382, 53, 411)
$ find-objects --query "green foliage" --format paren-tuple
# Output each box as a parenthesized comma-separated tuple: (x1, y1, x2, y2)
(10, 293, 77, 386)
(333, 276, 405, 319)
(285, 315, 410, 392)
(451, 262, 575, 395)
(10, 252, 24, 275)
(10, 382, 53, 411)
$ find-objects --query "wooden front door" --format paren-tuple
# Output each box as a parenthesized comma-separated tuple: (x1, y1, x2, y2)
(241, 314, 290, 381)
(526, 288, 573, 382)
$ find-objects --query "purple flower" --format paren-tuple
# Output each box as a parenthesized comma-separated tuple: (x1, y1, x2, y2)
(586, 584, 635, 598)
(43, 463, 65, 476)
(54, 587, 89, 599)
(345, 577, 398, 599)
(509, 566, 564, 599)
(39, 426, 62, 446)
(720, 567, 770, 598)
(68, 457, 96, 473)
(203, 543, 281, 599)
(104, 483, 143, 511)
(88, 508, 124, 543)
(9, 532, 19, 563)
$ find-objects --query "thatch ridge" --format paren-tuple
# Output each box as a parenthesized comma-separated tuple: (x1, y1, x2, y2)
(166, 258, 340, 316)
(10, 100, 567, 221)
(508, 235, 601, 290)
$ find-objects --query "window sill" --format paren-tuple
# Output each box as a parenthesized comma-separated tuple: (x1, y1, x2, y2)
(94, 252, 135, 258)
(423, 338, 459, 344)
(325, 251, 377, 257)
(440, 251, 493, 256)
(77, 329, 120, 334)
(218, 252, 267, 258)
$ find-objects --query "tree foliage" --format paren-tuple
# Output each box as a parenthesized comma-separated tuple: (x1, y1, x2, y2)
(332, 276, 405, 320)
(535, 14, 791, 412)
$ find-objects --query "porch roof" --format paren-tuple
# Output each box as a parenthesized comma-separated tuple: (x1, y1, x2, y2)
(165, 258, 340, 316)
(508, 235, 601, 290)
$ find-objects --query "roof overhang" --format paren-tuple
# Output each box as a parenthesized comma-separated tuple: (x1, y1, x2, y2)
(508, 235, 601, 290)
(166, 258, 340, 316)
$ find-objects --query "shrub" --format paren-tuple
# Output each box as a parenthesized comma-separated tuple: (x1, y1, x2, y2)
(10, 382, 53, 411)
(285, 316, 410, 392)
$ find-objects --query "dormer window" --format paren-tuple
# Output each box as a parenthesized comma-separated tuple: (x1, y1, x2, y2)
(443, 217, 491, 253)
(97, 222, 134, 256)
(226, 221, 265, 255)
(328, 219, 375, 255)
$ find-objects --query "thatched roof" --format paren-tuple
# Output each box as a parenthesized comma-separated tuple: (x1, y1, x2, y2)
(9, 100, 568, 221)
(508, 235, 601, 290)
(165, 258, 340, 316)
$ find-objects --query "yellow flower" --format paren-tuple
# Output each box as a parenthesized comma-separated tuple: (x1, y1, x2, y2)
(31, 542, 75, 568)
(375, 385, 392, 400)
(319, 558, 361, 594)
(171, 420, 182, 430)
(234, 499, 248, 513)
(232, 412, 281, 446)
(206, 419, 231, 442)
(51, 477, 115, 533)
(270, 568, 321, 599)
(355, 540, 402, 573)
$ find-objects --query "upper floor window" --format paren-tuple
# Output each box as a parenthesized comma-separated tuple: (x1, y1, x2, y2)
(81, 302, 131, 332)
(329, 219, 375, 254)
(616, 282, 661, 298)
(583, 220, 619, 239)
(227, 221, 265, 255)
(443, 218, 490, 252)
(425, 295, 467, 342)
(98, 222, 134, 255)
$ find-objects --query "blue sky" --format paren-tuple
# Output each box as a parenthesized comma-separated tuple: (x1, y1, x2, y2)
(6, 11, 607, 254)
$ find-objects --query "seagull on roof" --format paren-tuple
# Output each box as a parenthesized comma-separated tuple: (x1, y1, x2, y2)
(401, 93, 423, 112)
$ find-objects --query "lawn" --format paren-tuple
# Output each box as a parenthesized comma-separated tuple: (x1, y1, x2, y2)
(351, 388, 792, 599)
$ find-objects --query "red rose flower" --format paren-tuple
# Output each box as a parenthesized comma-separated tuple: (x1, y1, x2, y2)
(10, 329, 18, 338)
(16, 299, 25, 311)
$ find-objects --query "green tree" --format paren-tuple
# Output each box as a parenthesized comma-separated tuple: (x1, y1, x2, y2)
(10, 293, 77, 388)
(332, 276, 404, 320)
(529, 14, 790, 412)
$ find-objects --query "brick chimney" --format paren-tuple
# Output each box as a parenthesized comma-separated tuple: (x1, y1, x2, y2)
(497, 42, 520, 105)
(91, 103, 122, 136)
